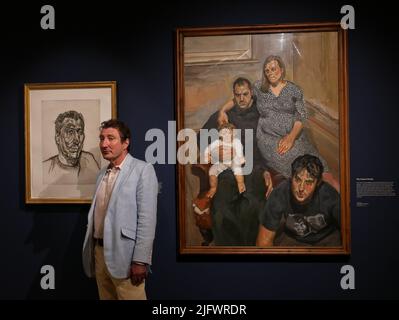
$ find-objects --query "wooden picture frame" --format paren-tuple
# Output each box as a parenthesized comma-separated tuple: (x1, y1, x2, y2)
(25, 81, 117, 204)
(176, 22, 350, 255)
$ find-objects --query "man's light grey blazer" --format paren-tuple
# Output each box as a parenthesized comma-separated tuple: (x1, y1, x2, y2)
(82, 153, 158, 279)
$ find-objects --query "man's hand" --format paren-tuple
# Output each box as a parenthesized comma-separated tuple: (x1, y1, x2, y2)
(217, 111, 229, 126)
(263, 170, 273, 198)
(130, 262, 148, 286)
(256, 225, 276, 247)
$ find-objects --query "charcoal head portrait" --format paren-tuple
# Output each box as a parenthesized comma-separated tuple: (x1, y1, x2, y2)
(43, 110, 100, 185)
(55, 110, 85, 166)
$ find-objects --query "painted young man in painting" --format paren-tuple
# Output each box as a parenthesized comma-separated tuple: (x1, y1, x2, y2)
(256, 154, 341, 246)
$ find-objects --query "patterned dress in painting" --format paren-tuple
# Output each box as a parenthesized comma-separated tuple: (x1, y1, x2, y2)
(254, 80, 329, 177)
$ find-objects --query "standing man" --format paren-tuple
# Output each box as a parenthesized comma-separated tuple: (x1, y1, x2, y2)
(256, 154, 341, 247)
(82, 119, 158, 300)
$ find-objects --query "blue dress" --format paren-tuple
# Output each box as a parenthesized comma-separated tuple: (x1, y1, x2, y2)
(254, 80, 328, 177)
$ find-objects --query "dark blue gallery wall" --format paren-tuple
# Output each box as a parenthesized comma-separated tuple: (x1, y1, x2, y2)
(0, 0, 398, 299)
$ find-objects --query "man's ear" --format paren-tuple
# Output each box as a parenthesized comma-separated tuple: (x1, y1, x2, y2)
(124, 138, 130, 150)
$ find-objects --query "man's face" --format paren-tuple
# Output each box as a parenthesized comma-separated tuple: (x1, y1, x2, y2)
(233, 83, 253, 109)
(291, 169, 318, 204)
(56, 118, 84, 161)
(264, 60, 283, 85)
(99, 127, 129, 163)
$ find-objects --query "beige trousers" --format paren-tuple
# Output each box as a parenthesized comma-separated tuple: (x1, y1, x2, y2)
(94, 244, 146, 300)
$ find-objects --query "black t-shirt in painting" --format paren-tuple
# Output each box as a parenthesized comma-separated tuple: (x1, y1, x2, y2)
(259, 179, 340, 244)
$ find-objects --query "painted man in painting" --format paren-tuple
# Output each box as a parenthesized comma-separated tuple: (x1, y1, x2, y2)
(43, 110, 100, 184)
(256, 154, 341, 246)
(196, 77, 274, 246)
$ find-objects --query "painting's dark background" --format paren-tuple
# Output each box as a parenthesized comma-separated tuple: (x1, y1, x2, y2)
(0, 0, 398, 299)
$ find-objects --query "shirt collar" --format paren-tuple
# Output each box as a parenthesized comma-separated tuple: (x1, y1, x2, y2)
(107, 153, 128, 172)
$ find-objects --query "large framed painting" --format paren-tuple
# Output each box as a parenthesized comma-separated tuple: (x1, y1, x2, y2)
(25, 81, 117, 204)
(176, 22, 350, 254)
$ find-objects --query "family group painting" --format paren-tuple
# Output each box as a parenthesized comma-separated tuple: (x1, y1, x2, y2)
(176, 23, 350, 254)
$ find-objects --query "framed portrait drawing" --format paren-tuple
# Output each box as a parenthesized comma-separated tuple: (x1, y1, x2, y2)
(25, 81, 117, 204)
(175, 23, 350, 255)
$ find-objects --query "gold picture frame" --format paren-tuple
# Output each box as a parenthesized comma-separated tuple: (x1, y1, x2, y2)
(176, 22, 350, 255)
(25, 81, 117, 204)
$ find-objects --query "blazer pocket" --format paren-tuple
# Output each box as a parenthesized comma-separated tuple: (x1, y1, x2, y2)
(121, 227, 136, 241)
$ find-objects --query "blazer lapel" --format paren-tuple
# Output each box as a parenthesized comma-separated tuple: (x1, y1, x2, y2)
(108, 153, 135, 207)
